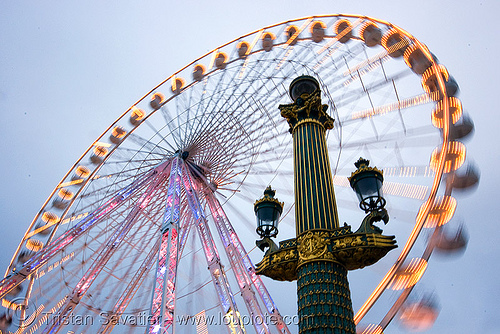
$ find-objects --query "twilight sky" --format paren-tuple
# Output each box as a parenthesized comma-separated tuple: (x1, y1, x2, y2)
(0, 1, 498, 333)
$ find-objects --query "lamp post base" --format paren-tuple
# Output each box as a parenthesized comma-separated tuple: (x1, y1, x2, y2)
(297, 261, 356, 334)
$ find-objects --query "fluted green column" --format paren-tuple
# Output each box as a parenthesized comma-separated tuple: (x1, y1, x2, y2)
(293, 119, 339, 234)
(280, 84, 356, 334)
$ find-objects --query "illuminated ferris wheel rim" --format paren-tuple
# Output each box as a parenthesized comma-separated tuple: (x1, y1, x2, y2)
(1, 13, 475, 333)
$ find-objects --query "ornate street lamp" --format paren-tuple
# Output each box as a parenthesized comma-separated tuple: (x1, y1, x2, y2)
(254, 186, 283, 253)
(349, 157, 390, 234)
(255, 76, 397, 334)
(254, 186, 283, 238)
(349, 157, 386, 213)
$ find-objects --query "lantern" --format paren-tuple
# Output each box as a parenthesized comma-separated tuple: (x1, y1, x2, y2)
(254, 186, 283, 238)
(289, 75, 319, 102)
(349, 158, 386, 212)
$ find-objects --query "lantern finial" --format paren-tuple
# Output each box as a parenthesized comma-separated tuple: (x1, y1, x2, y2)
(354, 157, 370, 169)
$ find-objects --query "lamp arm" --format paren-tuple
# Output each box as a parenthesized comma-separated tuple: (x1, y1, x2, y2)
(256, 237, 279, 255)
(354, 208, 389, 234)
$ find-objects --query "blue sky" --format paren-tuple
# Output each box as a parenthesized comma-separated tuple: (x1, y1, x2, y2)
(1, 1, 498, 333)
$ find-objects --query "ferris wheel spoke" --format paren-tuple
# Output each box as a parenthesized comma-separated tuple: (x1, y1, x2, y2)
(88, 164, 162, 188)
(74, 228, 157, 326)
(98, 237, 161, 334)
(186, 97, 220, 145)
(180, 160, 246, 334)
(338, 127, 439, 151)
(331, 70, 413, 112)
(205, 192, 271, 334)
(65, 179, 166, 322)
(83, 158, 164, 179)
(342, 92, 434, 124)
(111, 145, 167, 159)
(320, 37, 406, 90)
(189, 64, 235, 132)
(148, 156, 183, 334)
(342, 51, 391, 86)
(142, 118, 179, 154)
(125, 132, 171, 155)
(206, 191, 292, 334)
(74, 165, 166, 214)
(105, 151, 166, 172)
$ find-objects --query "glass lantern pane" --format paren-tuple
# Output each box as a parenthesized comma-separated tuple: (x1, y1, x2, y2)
(355, 177, 382, 200)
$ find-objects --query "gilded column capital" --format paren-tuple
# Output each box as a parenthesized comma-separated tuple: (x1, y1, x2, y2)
(279, 90, 334, 133)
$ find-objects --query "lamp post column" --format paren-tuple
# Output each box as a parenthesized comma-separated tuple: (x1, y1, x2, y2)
(279, 76, 356, 334)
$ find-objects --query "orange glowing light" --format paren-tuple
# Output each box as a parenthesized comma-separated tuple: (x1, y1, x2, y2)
(332, 176, 428, 200)
(41, 212, 59, 224)
(75, 165, 91, 178)
(92, 141, 111, 148)
(359, 22, 381, 47)
(381, 29, 409, 57)
(195, 310, 209, 334)
(389, 258, 427, 290)
(57, 188, 74, 201)
(432, 97, 462, 128)
(382, 181, 428, 201)
(150, 92, 165, 110)
(58, 179, 83, 188)
(417, 196, 457, 228)
(16, 303, 45, 334)
(403, 44, 433, 75)
(421, 65, 449, 99)
(430, 141, 466, 173)
(351, 93, 431, 120)
(316, 18, 362, 55)
(403, 44, 418, 67)
(333, 19, 353, 43)
(399, 301, 438, 331)
(193, 64, 206, 81)
(130, 106, 145, 126)
(2, 298, 22, 310)
(357, 324, 384, 334)
(282, 19, 312, 50)
(342, 50, 389, 80)
(111, 126, 126, 138)
(26, 239, 43, 252)
(171, 76, 186, 94)
(355, 22, 446, 325)
(214, 52, 228, 70)
(93, 146, 108, 157)
(285, 25, 299, 45)
(237, 41, 250, 58)
(309, 20, 326, 33)
(261, 32, 275, 52)
(310, 21, 326, 43)
(383, 165, 434, 178)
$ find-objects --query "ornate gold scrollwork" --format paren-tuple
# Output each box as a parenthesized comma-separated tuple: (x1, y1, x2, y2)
(255, 238, 298, 281)
(278, 90, 334, 133)
(298, 231, 329, 261)
(256, 227, 397, 281)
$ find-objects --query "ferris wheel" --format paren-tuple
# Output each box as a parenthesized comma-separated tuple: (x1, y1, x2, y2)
(0, 14, 478, 334)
